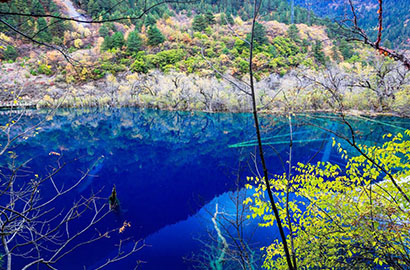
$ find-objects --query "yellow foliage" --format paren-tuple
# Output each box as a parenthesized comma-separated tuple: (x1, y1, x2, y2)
(165, 17, 173, 26)
(126, 73, 139, 82)
(234, 17, 243, 26)
(83, 28, 91, 37)
(0, 33, 11, 42)
(63, 31, 71, 46)
(219, 54, 230, 64)
(107, 74, 117, 83)
(42, 94, 53, 104)
(73, 39, 83, 49)
(80, 67, 88, 81)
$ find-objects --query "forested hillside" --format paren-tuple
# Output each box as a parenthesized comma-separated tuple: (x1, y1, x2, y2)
(0, 0, 68, 44)
(295, 0, 410, 48)
(0, 0, 409, 116)
(1, 1, 410, 270)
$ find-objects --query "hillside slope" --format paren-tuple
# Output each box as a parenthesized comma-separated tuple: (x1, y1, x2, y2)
(295, 0, 410, 49)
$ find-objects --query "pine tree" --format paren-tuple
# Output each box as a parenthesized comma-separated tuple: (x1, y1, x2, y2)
(147, 25, 165, 46)
(338, 39, 354, 60)
(145, 14, 157, 27)
(49, 1, 59, 13)
(88, 0, 101, 17)
(219, 13, 227, 25)
(313, 40, 326, 65)
(102, 35, 114, 50)
(112, 31, 125, 48)
(20, 6, 35, 35)
(287, 24, 300, 43)
(383, 39, 392, 49)
(99, 24, 110, 37)
(31, 0, 45, 14)
(205, 12, 216, 25)
(3, 45, 18, 61)
(250, 22, 268, 44)
(192, 15, 207, 32)
(331, 45, 341, 62)
(36, 18, 52, 43)
(127, 31, 142, 53)
(99, 0, 112, 12)
(226, 13, 234, 25)
(49, 13, 68, 38)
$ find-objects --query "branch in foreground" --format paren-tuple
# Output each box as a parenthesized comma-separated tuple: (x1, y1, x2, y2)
(346, 0, 410, 69)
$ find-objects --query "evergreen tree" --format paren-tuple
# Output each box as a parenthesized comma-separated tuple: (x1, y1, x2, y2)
(99, 0, 112, 12)
(287, 24, 300, 43)
(36, 18, 52, 43)
(20, 14, 35, 35)
(49, 13, 68, 37)
(248, 22, 268, 44)
(338, 39, 354, 60)
(290, 0, 294, 24)
(219, 13, 227, 25)
(313, 40, 326, 65)
(102, 35, 114, 50)
(3, 45, 18, 61)
(112, 31, 125, 48)
(192, 15, 207, 32)
(226, 13, 234, 25)
(127, 31, 142, 53)
(301, 38, 310, 53)
(107, 22, 117, 32)
(205, 12, 216, 25)
(383, 39, 392, 49)
(49, 1, 59, 13)
(31, 0, 45, 14)
(147, 25, 165, 46)
(88, 0, 101, 17)
(145, 14, 157, 27)
(99, 24, 110, 37)
(331, 45, 341, 62)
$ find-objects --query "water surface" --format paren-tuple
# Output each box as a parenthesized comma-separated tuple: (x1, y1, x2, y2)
(1, 108, 409, 269)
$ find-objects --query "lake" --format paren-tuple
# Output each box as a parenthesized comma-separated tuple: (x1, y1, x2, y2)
(1, 108, 409, 270)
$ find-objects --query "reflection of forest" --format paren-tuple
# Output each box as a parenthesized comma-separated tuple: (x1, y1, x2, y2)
(1, 108, 409, 269)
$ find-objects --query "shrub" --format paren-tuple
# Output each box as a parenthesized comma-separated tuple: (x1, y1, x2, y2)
(3, 45, 18, 61)
(131, 58, 149, 73)
(246, 131, 410, 269)
(149, 49, 185, 71)
(37, 63, 53, 75)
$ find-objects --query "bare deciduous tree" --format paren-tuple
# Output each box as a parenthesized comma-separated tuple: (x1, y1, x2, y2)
(0, 108, 144, 270)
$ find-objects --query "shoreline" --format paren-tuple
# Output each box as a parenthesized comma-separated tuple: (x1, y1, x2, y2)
(1, 102, 407, 119)
(1, 66, 409, 118)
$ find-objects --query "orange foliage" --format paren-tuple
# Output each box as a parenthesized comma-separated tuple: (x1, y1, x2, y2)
(182, 33, 192, 44)
(46, 51, 63, 63)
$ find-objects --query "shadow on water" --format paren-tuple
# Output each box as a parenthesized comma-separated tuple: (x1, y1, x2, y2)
(1, 108, 409, 269)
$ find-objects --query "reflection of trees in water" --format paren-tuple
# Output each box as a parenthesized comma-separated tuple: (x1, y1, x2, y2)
(1, 109, 409, 269)
(3, 109, 409, 173)
(1, 108, 255, 165)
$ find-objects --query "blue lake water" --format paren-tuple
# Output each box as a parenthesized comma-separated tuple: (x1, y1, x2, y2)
(1, 108, 409, 270)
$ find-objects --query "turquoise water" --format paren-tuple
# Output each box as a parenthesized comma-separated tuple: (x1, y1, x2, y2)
(1, 108, 409, 269)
